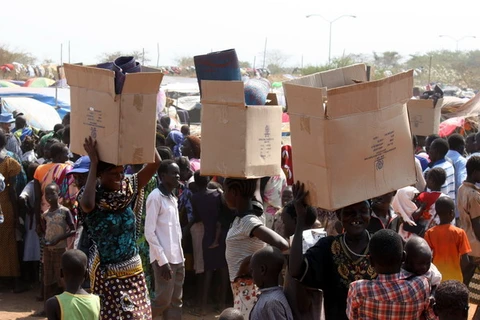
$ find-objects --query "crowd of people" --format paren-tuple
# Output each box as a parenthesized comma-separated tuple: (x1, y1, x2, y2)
(0, 108, 479, 320)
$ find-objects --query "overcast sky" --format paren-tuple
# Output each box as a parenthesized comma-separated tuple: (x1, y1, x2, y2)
(2, 0, 478, 67)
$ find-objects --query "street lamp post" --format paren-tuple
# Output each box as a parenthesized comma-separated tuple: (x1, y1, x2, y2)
(306, 14, 356, 63)
(439, 35, 476, 51)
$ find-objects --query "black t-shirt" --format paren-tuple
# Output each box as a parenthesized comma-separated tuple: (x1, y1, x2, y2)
(299, 235, 377, 320)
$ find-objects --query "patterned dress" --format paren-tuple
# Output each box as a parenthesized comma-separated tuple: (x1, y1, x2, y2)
(0, 156, 22, 277)
(300, 234, 377, 320)
(78, 174, 152, 320)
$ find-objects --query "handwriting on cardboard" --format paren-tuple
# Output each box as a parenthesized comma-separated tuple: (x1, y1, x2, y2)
(364, 131, 396, 170)
(259, 125, 273, 160)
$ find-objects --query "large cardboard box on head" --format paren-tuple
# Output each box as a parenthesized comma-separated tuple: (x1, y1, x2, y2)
(200, 80, 282, 178)
(283, 64, 416, 211)
(64, 64, 163, 165)
(407, 98, 443, 136)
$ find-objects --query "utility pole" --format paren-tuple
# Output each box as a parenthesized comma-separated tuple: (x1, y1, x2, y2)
(263, 38, 268, 69)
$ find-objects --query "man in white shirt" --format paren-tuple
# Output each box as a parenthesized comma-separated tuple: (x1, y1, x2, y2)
(145, 159, 184, 319)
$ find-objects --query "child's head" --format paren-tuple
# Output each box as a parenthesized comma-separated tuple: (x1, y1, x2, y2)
(369, 229, 404, 274)
(281, 202, 317, 237)
(467, 156, 480, 183)
(281, 186, 293, 207)
(435, 196, 455, 225)
(426, 167, 447, 191)
(250, 246, 285, 289)
(434, 280, 469, 320)
(158, 159, 180, 190)
(181, 125, 190, 136)
(371, 192, 396, 212)
(219, 308, 244, 320)
(61, 249, 88, 284)
(45, 183, 60, 205)
(404, 236, 432, 276)
(223, 178, 257, 210)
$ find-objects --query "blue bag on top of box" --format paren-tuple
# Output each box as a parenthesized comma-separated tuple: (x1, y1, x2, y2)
(194, 49, 242, 97)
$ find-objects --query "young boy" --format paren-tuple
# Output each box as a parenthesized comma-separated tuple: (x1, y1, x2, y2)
(425, 138, 456, 201)
(424, 197, 471, 282)
(273, 187, 294, 237)
(347, 229, 433, 319)
(145, 159, 184, 319)
(433, 280, 470, 320)
(413, 167, 448, 230)
(45, 250, 100, 320)
(41, 183, 75, 309)
(403, 236, 442, 287)
(249, 246, 293, 320)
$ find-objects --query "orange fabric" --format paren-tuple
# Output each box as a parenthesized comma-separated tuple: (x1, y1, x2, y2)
(425, 224, 471, 282)
(33, 163, 55, 182)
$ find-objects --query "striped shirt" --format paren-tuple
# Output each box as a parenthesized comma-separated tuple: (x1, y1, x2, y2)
(424, 159, 456, 202)
(226, 214, 265, 281)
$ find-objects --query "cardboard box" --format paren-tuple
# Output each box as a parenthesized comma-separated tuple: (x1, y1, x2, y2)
(64, 64, 163, 165)
(407, 98, 443, 136)
(200, 80, 282, 178)
(283, 65, 415, 210)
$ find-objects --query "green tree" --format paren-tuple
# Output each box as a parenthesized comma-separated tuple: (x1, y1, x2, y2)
(0, 45, 36, 65)
(239, 61, 251, 68)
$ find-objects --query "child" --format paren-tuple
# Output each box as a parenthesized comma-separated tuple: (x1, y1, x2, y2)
(249, 246, 293, 320)
(20, 163, 40, 284)
(219, 308, 244, 320)
(403, 236, 442, 287)
(191, 171, 229, 315)
(399, 168, 448, 238)
(224, 178, 288, 319)
(424, 197, 471, 282)
(41, 183, 75, 310)
(273, 187, 294, 238)
(145, 160, 184, 319)
(414, 167, 448, 229)
(347, 229, 433, 319)
(45, 250, 100, 320)
(433, 280, 469, 320)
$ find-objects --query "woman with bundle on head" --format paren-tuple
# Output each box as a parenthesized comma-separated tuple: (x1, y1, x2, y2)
(223, 178, 288, 319)
(79, 137, 161, 319)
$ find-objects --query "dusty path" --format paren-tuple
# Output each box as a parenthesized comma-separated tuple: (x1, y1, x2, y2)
(0, 287, 221, 320)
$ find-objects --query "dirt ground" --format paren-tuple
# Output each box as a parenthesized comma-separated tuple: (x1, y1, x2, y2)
(0, 287, 222, 320)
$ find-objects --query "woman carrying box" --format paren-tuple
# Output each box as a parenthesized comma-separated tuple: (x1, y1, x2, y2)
(79, 137, 161, 320)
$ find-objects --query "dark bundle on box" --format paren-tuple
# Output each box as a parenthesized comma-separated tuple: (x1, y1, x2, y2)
(97, 56, 141, 94)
